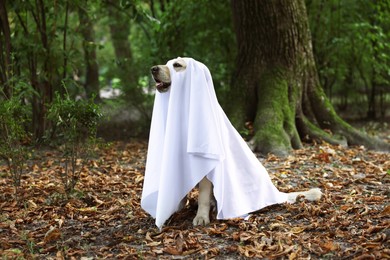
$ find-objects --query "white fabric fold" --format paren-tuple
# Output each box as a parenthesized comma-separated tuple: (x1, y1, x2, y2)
(141, 58, 288, 228)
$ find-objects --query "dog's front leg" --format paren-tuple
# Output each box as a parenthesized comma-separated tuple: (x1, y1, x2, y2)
(193, 177, 212, 226)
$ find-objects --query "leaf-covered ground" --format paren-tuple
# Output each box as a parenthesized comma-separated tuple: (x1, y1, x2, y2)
(0, 140, 389, 259)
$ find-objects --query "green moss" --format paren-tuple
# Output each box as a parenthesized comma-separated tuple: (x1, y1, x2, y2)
(311, 82, 356, 133)
(252, 68, 296, 155)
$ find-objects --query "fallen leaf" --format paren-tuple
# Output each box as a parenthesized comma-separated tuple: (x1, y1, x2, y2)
(163, 246, 182, 255)
(291, 226, 305, 234)
(379, 205, 390, 217)
(44, 227, 61, 243)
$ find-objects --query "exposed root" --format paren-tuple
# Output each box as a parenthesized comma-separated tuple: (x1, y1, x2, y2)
(301, 117, 390, 152)
(335, 122, 390, 152)
(296, 115, 347, 146)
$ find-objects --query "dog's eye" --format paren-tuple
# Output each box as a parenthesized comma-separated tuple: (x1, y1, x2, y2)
(173, 62, 182, 68)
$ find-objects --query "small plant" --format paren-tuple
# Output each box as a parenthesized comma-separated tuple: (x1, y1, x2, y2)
(47, 92, 102, 196)
(0, 97, 30, 189)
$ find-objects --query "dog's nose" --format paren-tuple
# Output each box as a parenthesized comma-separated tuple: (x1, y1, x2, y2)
(151, 66, 159, 74)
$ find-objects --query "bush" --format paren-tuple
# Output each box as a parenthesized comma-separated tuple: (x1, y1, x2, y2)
(47, 93, 102, 195)
(0, 97, 30, 188)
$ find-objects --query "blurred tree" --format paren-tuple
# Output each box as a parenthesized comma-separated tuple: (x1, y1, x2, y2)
(227, 0, 389, 156)
(144, 0, 235, 94)
(78, 3, 101, 101)
(106, 0, 147, 114)
(0, 0, 12, 99)
(3, 0, 97, 141)
(14, 0, 55, 140)
(106, 0, 137, 84)
(365, 1, 390, 119)
(307, 0, 390, 120)
(2, 0, 388, 144)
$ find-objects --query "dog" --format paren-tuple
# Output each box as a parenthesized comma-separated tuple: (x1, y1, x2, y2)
(151, 58, 217, 225)
(150, 58, 322, 226)
(151, 58, 186, 93)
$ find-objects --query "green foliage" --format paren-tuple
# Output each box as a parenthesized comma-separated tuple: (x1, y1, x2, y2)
(48, 93, 102, 141)
(0, 97, 30, 187)
(47, 92, 102, 195)
(307, 0, 390, 117)
(129, 0, 236, 94)
(3, 0, 389, 145)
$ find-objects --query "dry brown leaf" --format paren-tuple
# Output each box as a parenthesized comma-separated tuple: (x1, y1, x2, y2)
(290, 226, 305, 234)
(163, 246, 182, 255)
(272, 245, 294, 258)
(379, 204, 390, 217)
(270, 222, 288, 230)
(44, 227, 61, 243)
(146, 241, 161, 247)
(56, 250, 65, 260)
(1, 141, 389, 259)
(321, 240, 339, 251)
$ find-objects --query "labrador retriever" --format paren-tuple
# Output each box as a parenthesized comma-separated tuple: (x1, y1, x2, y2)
(150, 58, 322, 226)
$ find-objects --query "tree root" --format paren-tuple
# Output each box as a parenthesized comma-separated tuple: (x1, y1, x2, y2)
(296, 116, 347, 146)
(297, 114, 390, 152)
(333, 119, 390, 152)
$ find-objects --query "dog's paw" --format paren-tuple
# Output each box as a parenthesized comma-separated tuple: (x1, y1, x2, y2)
(193, 214, 210, 226)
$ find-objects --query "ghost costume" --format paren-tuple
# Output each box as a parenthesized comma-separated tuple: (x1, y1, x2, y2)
(141, 57, 289, 228)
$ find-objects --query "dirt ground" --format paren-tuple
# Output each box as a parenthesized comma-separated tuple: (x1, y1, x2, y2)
(0, 120, 389, 259)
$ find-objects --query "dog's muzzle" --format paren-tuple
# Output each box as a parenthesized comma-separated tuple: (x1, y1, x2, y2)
(151, 66, 171, 93)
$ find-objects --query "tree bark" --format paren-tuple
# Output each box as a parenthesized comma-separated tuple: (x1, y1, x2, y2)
(78, 6, 100, 101)
(106, 0, 137, 84)
(106, 0, 149, 118)
(228, 0, 389, 156)
(30, 0, 53, 141)
(0, 0, 12, 98)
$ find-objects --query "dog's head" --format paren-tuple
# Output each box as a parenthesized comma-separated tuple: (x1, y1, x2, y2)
(151, 58, 187, 93)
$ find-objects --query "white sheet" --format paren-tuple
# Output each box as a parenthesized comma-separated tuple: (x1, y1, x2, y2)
(141, 57, 289, 228)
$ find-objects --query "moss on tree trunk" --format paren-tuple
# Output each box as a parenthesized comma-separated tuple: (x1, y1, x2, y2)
(253, 68, 302, 156)
(228, 0, 390, 156)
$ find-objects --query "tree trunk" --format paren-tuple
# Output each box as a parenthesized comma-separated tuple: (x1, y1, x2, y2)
(106, 0, 149, 118)
(367, 26, 378, 120)
(106, 1, 137, 86)
(228, 0, 389, 156)
(78, 6, 100, 101)
(30, 0, 53, 141)
(0, 0, 12, 98)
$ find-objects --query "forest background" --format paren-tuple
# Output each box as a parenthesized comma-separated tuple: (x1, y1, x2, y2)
(1, 0, 389, 144)
(0, 0, 390, 259)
